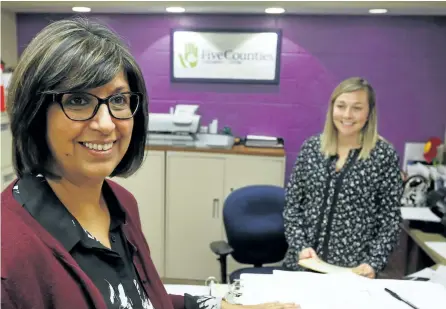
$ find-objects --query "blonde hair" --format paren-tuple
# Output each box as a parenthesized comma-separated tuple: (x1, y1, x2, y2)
(320, 77, 378, 160)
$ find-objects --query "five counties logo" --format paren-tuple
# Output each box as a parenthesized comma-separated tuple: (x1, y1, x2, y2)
(178, 43, 198, 68)
(177, 42, 274, 69)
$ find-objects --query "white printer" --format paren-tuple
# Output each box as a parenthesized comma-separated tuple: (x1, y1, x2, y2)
(147, 104, 234, 149)
(148, 105, 201, 147)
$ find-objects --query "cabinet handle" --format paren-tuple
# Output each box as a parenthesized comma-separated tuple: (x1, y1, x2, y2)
(215, 198, 220, 218)
(212, 198, 217, 218)
(212, 198, 219, 218)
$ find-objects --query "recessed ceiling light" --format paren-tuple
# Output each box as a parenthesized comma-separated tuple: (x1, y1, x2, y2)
(166, 7, 186, 13)
(369, 8, 388, 14)
(265, 7, 285, 14)
(72, 7, 91, 13)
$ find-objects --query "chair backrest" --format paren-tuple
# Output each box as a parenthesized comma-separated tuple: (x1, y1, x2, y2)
(223, 185, 288, 266)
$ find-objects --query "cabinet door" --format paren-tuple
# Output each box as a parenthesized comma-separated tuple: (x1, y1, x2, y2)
(1, 114, 13, 169)
(165, 152, 225, 280)
(111, 150, 165, 277)
(1, 165, 16, 191)
(223, 155, 286, 275)
(224, 155, 286, 195)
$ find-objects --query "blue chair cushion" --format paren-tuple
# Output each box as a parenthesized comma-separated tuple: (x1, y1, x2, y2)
(223, 185, 288, 266)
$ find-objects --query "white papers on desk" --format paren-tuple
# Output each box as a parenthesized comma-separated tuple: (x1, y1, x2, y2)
(400, 206, 441, 222)
(406, 266, 446, 288)
(425, 241, 446, 259)
(275, 271, 375, 309)
(431, 265, 446, 288)
(238, 274, 280, 304)
(163, 284, 210, 296)
(406, 267, 437, 279)
(298, 257, 354, 274)
(210, 283, 229, 298)
(238, 271, 446, 309)
(163, 283, 229, 298)
(369, 278, 445, 309)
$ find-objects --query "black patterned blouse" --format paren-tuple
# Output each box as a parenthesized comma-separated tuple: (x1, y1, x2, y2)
(283, 135, 403, 273)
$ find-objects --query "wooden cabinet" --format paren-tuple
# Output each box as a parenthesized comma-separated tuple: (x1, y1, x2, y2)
(165, 152, 225, 280)
(1, 165, 15, 191)
(1, 114, 15, 191)
(111, 150, 166, 277)
(224, 154, 285, 194)
(1, 114, 13, 170)
(165, 151, 286, 280)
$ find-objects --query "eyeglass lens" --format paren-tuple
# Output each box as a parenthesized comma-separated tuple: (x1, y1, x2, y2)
(61, 92, 139, 120)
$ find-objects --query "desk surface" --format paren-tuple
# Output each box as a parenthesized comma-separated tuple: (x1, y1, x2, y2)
(146, 144, 286, 157)
(402, 224, 446, 265)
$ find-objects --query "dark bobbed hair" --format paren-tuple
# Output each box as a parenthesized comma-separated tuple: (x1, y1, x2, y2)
(7, 18, 148, 179)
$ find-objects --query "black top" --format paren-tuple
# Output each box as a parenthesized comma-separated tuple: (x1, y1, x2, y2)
(283, 135, 403, 272)
(13, 174, 153, 309)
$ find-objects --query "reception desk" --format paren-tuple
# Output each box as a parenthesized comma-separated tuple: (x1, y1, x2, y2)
(402, 222, 446, 275)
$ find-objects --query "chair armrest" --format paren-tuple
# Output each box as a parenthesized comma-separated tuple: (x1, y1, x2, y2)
(210, 241, 233, 284)
(210, 240, 234, 256)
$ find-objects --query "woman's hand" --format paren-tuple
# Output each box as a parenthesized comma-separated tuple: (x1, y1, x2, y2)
(244, 302, 300, 309)
(298, 247, 319, 260)
(352, 263, 376, 279)
(222, 301, 300, 309)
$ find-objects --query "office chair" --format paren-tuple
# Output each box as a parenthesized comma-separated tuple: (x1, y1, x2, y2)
(210, 185, 288, 283)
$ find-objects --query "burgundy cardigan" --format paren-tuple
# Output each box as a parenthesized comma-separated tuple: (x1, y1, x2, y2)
(1, 179, 184, 309)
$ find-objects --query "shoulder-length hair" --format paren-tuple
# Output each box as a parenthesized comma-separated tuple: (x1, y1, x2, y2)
(7, 18, 148, 178)
(320, 77, 378, 160)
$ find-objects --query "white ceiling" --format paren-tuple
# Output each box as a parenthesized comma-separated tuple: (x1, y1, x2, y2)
(2, 1, 446, 16)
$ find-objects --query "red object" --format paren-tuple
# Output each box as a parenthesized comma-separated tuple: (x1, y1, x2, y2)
(0, 63, 5, 112)
(423, 137, 442, 163)
(1, 180, 185, 309)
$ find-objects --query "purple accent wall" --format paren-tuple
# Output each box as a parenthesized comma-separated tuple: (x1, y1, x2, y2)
(17, 14, 446, 178)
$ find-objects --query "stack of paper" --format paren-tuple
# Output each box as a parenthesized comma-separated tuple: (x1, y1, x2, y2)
(163, 284, 210, 296)
(430, 265, 446, 288)
(400, 207, 441, 222)
(245, 135, 283, 148)
(238, 271, 446, 309)
(405, 267, 437, 280)
(236, 274, 280, 305)
(298, 257, 354, 274)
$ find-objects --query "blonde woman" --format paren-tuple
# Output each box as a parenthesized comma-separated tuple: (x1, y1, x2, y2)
(283, 77, 403, 278)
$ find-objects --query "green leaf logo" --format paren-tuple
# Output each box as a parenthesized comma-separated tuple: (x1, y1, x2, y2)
(178, 43, 198, 68)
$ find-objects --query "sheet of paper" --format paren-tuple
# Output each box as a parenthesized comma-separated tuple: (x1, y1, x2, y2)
(425, 241, 446, 259)
(272, 271, 376, 309)
(163, 284, 210, 296)
(405, 267, 437, 280)
(238, 274, 281, 305)
(298, 257, 354, 274)
(431, 265, 446, 288)
(366, 279, 446, 309)
(210, 283, 229, 298)
(400, 207, 441, 222)
(238, 270, 446, 309)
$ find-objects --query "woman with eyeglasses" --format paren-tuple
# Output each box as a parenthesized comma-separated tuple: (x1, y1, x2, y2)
(1, 19, 299, 309)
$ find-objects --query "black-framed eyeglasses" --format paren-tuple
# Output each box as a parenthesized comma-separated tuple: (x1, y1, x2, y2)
(42, 91, 142, 121)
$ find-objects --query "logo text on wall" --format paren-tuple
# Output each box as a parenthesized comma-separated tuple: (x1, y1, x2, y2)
(171, 29, 281, 83)
(178, 42, 275, 69)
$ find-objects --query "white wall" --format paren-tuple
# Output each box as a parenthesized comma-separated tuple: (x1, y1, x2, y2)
(1, 9, 18, 67)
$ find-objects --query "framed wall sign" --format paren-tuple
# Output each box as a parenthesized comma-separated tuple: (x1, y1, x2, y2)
(170, 28, 282, 84)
